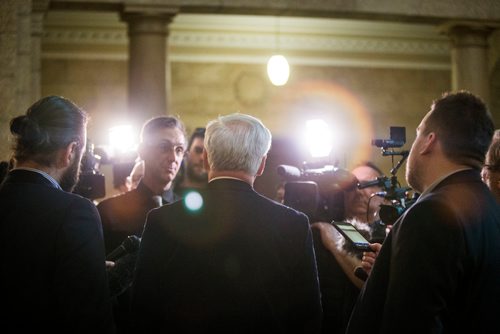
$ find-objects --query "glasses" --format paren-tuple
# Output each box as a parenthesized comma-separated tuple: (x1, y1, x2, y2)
(147, 141, 186, 156)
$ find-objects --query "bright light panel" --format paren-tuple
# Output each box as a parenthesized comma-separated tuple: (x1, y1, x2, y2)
(109, 125, 135, 154)
(304, 119, 334, 158)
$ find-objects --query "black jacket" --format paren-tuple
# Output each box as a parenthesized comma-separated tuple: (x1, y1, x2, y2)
(0, 169, 114, 333)
(346, 169, 500, 334)
(130, 178, 323, 333)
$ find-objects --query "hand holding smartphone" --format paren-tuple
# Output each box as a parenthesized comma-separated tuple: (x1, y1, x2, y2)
(330, 220, 372, 251)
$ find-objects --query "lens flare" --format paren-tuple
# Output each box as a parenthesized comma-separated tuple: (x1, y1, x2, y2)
(184, 191, 204, 212)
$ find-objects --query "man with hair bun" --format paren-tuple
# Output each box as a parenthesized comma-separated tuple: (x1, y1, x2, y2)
(0, 96, 114, 333)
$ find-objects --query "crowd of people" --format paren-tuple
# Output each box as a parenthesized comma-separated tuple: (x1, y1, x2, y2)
(0, 90, 499, 333)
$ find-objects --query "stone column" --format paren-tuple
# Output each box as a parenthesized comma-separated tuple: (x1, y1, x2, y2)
(31, 0, 49, 102)
(16, 0, 32, 112)
(443, 23, 492, 104)
(121, 5, 178, 129)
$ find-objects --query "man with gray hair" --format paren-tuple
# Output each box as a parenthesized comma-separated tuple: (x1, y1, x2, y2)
(130, 113, 322, 333)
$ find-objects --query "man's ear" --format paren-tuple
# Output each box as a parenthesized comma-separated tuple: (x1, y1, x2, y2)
(202, 150, 210, 171)
(420, 132, 437, 155)
(256, 155, 267, 177)
(137, 142, 147, 161)
(58, 141, 79, 168)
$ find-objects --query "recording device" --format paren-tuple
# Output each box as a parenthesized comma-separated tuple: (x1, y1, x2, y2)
(73, 140, 106, 200)
(106, 235, 141, 261)
(372, 126, 406, 149)
(369, 126, 416, 226)
(277, 163, 356, 222)
(330, 220, 372, 251)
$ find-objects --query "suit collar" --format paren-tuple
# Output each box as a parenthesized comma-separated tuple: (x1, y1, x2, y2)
(2, 169, 59, 189)
(208, 178, 253, 192)
(418, 169, 482, 202)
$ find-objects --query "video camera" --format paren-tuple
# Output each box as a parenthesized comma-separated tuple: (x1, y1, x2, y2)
(365, 126, 417, 226)
(277, 126, 416, 230)
(277, 162, 356, 223)
(73, 140, 106, 200)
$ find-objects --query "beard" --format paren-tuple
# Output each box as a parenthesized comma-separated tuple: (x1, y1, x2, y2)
(405, 150, 424, 194)
(186, 163, 208, 183)
(60, 154, 81, 192)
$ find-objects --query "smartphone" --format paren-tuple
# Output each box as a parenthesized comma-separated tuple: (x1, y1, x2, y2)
(330, 220, 372, 251)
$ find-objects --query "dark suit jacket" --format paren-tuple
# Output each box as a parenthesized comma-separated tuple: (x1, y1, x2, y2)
(130, 178, 323, 333)
(97, 181, 179, 254)
(346, 169, 500, 334)
(0, 169, 114, 334)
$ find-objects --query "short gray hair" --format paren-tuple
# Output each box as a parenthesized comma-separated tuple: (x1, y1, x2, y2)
(204, 113, 272, 175)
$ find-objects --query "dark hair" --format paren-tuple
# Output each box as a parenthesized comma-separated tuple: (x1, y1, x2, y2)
(140, 116, 186, 144)
(10, 96, 87, 166)
(187, 127, 206, 151)
(425, 91, 494, 169)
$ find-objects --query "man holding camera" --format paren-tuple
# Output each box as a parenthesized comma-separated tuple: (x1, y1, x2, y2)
(346, 91, 500, 334)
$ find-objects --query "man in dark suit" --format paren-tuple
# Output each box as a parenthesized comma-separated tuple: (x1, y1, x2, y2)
(0, 96, 114, 333)
(97, 116, 186, 333)
(346, 91, 500, 334)
(97, 116, 186, 255)
(130, 113, 322, 333)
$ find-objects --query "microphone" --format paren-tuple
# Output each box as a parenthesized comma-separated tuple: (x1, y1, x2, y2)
(354, 266, 368, 281)
(357, 177, 387, 189)
(106, 235, 141, 261)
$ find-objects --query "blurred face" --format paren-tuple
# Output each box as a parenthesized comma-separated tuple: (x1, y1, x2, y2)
(344, 165, 384, 223)
(406, 112, 430, 194)
(141, 127, 186, 186)
(482, 166, 500, 203)
(186, 137, 207, 182)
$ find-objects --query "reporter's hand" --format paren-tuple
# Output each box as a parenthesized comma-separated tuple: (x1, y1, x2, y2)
(361, 243, 382, 275)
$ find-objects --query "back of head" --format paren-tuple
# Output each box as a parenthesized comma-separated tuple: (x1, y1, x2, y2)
(205, 113, 272, 175)
(140, 116, 186, 144)
(9, 96, 87, 167)
(425, 91, 494, 169)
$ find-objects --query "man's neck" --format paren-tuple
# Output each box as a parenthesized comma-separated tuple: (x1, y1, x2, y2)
(180, 178, 206, 190)
(208, 170, 254, 186)
(142, 174, 172, 195)
(421, 157, 471, 193)
(16, 161, 61, 183)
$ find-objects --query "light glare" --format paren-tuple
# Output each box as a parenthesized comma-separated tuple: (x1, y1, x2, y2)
(184, 191, 204, 212)
(267, 55, 290, 86)
(305, 119, 334, 158)
(109, 125, 135, 154)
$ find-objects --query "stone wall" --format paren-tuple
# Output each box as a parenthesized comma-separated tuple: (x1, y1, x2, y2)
(41, 58, 450, 198)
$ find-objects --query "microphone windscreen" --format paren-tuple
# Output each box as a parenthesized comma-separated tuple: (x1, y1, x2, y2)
(276, 165, 301, 180)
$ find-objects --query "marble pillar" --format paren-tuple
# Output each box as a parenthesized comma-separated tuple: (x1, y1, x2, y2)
(444, 23, 492, 104)
(31, 0, 49, 102)
(121, 5, 177, 130)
